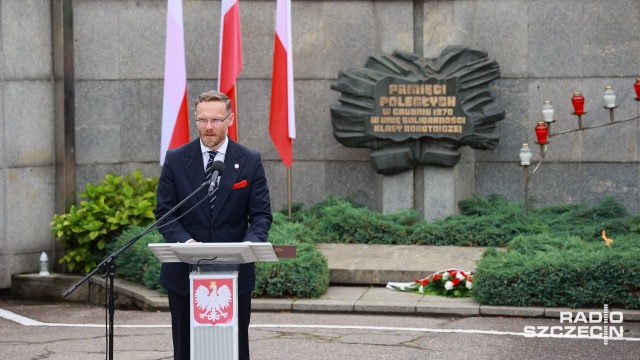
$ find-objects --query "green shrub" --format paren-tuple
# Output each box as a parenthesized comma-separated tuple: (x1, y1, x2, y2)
(106, 213, 331, 299)
(253, 213, 330, 298)
(294, 196, 420, 245)
(473, 234, 640, 309)
(276, 194, 640, 249)
(50, 170, 158, 273)
(105, 225, 165, 293)
(51, 182, 640, 306)
(539, 195, 634, 240)
(409, 212, 550, 247)
(409, 194, 637, 247)
(413, 194, 547, 247)
(457, 193, 515, 216)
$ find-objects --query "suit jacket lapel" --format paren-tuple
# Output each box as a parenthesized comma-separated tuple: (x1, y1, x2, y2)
(180, 139, 212, 221)
(211, 140, 245, 224)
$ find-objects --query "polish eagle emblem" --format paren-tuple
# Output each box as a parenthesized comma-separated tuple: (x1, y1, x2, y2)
(195, 280, 232, 322)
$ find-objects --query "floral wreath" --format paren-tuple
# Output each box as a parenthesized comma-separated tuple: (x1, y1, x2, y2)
(389, 268, 473, 298)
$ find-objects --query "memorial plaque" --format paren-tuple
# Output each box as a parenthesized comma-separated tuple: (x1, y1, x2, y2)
(331, 46, 505, 175)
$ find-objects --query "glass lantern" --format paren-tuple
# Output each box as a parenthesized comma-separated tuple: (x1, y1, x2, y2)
(542, 100, 554, 123)
(519, 143, 532, 166)
(603, 86, 616, 108)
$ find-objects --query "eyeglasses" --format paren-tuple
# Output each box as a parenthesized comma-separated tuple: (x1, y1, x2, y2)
(195, 113, 231, 125)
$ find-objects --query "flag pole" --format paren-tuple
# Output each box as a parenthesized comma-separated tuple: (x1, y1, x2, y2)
(234, 89, 239, 143)
(270, 0, 295, 221)
(160, 0, 190, 165)
(287, 165, 292, 221)
(219, 0, 243, 143)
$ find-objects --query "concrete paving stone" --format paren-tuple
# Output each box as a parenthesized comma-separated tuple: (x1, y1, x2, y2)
(418, 295, 478, 305)
(353, 300, 418, 314)
(292, 299, 356, 313)
(317, 243, 486, 285)
(103, 279, 139, 299)
(361, 286, 424, 302)
(270, 286, 367, 312)
(416, 303, 480, 316)
(544, 307, 605, 319)
(252, 298, 293, 312)
(90, 275, 169, 310)
(620, 310, 640, 321)
(416, 296, 480, 316)
(144, 297, 169, 311)
(12, 273, 91, 303)
(480, 305, 545, 318)
(316, 286, 368, 300)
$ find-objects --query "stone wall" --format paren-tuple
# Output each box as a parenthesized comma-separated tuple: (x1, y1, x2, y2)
(0, 0, 58, 289)
(1, 0, 639, 289)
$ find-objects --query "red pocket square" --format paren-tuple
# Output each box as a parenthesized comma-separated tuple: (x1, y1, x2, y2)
(232, 180, 248, 189)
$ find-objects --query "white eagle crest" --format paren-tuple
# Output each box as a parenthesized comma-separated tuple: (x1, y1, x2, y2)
(195, 281, 232, 321)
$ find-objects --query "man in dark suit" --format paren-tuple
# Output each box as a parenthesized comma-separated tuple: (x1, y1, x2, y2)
(156, 90, 272, 360)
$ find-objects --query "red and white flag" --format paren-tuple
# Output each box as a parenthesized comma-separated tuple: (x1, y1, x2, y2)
(218, 0, 243, 141)
(269, 0, 295, 167)
(160, 0, 190, 165)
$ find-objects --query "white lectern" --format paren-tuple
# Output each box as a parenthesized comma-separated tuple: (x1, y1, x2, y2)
(149, 242, 278, 360)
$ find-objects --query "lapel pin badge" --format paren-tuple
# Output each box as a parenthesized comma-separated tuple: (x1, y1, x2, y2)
(234, 164, 239, 169)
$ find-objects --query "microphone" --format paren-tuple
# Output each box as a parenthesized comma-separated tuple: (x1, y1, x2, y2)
(208, 160, 226, 194)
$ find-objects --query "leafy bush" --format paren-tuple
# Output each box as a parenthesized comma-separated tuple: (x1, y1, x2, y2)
(253, 213, 330, 298)
(473, 234, 640, 309)
(104, 213, 331, 299)
(50, 170, 158, 273)
(105, 225, 165, 293)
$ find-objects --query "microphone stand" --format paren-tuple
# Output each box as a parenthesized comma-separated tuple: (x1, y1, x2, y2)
(62, 179, 212, 360)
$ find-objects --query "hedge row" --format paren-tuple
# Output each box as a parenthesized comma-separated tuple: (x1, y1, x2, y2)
(289, 194, 639, 248)
(472, 234, 640, 309)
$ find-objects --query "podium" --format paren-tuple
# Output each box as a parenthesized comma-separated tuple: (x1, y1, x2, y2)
(149, 242, 279, 360)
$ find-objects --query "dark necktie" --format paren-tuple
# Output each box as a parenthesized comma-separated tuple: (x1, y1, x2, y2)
(205, 151, 219, 213)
